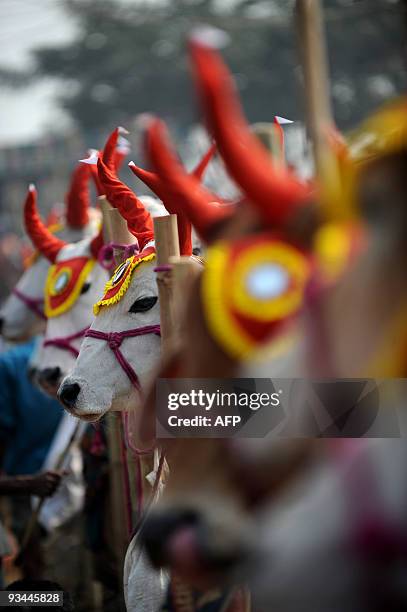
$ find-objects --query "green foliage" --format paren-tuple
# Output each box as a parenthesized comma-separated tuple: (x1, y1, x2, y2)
(3, 0, 407, 137)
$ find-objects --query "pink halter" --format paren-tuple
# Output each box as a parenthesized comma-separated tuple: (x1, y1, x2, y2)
(84, 325, 161, 389)
(12, 287, 47, 321)
(98, 241, 140, 271)
(43, 326, 90, 357)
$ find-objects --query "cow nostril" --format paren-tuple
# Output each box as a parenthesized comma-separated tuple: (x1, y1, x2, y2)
(140, 508, 200, 568)
(40, 367, 62, 385)
(58, 382, 81, 408)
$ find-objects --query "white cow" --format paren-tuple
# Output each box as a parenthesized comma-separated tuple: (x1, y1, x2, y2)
(0, 162, 99, 341)
(31, 197, 166, 398)
(55, 157, 168, 612)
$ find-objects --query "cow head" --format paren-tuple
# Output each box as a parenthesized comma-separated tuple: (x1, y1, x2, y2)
(0, 160, 97, 341)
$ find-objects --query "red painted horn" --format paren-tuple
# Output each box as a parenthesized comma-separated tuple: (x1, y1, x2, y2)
(129, 160, 192, 255)
(144, 119, 231, 242)
(87, 127, 130, 196)
(65, 162, 91, 228)
(191, 142, 216, 180)
(97, 158, 154, 250)
(128, 143, 216, 254)
(102, 126, 129, 171)
(189, 37, 309, 226)
(24, 185, 67, 263)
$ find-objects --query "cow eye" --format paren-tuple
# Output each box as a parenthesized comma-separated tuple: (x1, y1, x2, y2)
(129, 296, 157, 313)
(81, 282, 91, 295)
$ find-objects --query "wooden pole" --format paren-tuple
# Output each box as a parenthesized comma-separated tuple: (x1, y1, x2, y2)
(105, 413, 129, 583)
(108, 209, 138, 265)
(98, 195, 113, 243)
(169, 255, 202, 342)
(296, 0, 333, 177)
(103, 207, 138, 579)
(153, 214, 180, 353)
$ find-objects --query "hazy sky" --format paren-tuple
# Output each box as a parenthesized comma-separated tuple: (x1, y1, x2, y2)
(0, 0, 77, 146)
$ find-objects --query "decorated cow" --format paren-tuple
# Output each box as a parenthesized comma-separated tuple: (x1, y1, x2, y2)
(138, 36, 407, 612)
(0, 161, 100, 341)
(58, 141, 216, 418)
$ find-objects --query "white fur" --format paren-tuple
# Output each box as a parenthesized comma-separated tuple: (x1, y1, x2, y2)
(60, 259, 161, 418)
(59, 198, 167, 418)
(37, 237, 110, 386)
(0, 215, 99, 341)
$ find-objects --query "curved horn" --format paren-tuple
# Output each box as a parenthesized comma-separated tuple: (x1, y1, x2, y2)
(102, 126, 129, 171)
(65, 162, 91, 228)
(129, 161, 192, 255)
(80, 148, 104, 196)
(128, 142, 216, 197)
(191, 142, 216, 180)
(189, 38, 309, 226)
(144, 119, 231, 242)
(128, 143, 216, 254)
(24, 185, 67, 263)
(97, 158, 154, 250)
(85, 127, 130, 197)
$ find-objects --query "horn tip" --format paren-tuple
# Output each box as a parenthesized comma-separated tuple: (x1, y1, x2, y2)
(79, 154, 98, 165)
(189, 25, 230, 49)
(128, 161, 136, 167)
(118, 125, 129, 135)
(28, 183, 36, 193)
(274, 116, 294, 125)
(135, 113, 155, 130)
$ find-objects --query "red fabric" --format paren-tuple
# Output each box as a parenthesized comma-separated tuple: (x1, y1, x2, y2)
(206, 233, 310, 351)
(145, 120, 232, 243)
(97, 158, 154, 250)
(65, 163, 91, 228)
(24, 187, 66, 263)
(98, 246, 155, 306)
(189, 40, 310, 227)
(46, 256, 91, 314)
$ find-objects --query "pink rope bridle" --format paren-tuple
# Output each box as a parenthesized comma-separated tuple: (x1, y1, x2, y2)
(84, 323, 161, 533)
(12, 287, 47, 321)
(84, 325, 161, 389)
(43, 327, 90, 357)
(98, 241, 139, 271)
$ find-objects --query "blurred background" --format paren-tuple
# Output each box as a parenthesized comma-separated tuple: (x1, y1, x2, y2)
(0, 0, 406, 239)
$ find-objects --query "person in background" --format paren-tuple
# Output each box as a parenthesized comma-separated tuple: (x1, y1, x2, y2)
(0, 472, 63, 587)
(0, 338, 64, 579)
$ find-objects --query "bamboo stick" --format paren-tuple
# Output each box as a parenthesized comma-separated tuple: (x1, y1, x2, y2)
(104, 210, 138, 577)
(98, 195, 113, 243)
(108, 209, 138, 265)
(169, 255, 202, 342)
(153, 214, 180, 353)
(296, 0, 333, 177)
